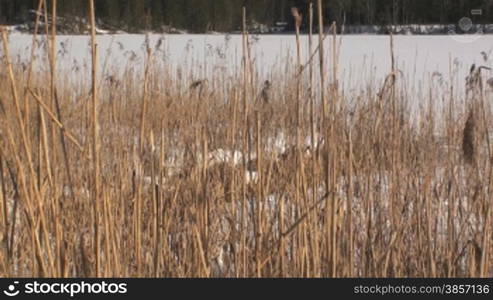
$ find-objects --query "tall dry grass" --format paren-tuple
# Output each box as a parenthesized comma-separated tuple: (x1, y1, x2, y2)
(0, 2, 492, 278)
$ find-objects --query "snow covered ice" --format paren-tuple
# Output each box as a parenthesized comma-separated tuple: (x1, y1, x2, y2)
(5, 33, 493, 94)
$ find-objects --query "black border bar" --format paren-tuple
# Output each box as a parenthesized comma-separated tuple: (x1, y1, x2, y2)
(0, 278, 492, 299)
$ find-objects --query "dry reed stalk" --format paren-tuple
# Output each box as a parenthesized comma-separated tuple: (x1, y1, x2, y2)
(255, 111, 263, 277)
(347, 126, 354, 277)
(36, 0, 55, 195)
(139, 37, 152, 153)
(387, 30, 402, 271)
(307, 2, 321, 276)
(102, 190, 111, 277)
(229, 89, 240, 277)
(477, 69, 492, 174)
(35, 108, 54, 194)
(242, 7, 250, 117)
(463, 109, 476, 165)
(389, 31, 397, 156)
(240, 6, 249, 277)
(154, 126, 166, 277)
(28, 90, 83, 150)
(480, 92, 493, 278)
(49, 18, 78, 267)
(329, 21, 339, 278)
(22, 0, 44, 129)
(50, 0, 57, 112)
(314, 3, 332, 275)
(199, 128, 209, 276)
(149, 130, 159, 276)
(0, 31, 33, 173)
(0, 149, 9, 273)
(279, 186, 286, 276)
(314, 9, 335, 277)
(480, 203, 492, 277)
(331, 21, 338, 110)
(194, 226, 210, 277)
(424, 171, 437, 277)
(5, 128, 49, 276)
(292, 5, 304, 278)
(88, 0, 101, 278)
(317, 0, 327, 117)
(2, 28, 58, 276)
(445, 55, 456, 277)
(308, 3, 315, 113)
(54, 89, 76, 184)
(134, 151, 143, 276)
(49, 1, 58, 198)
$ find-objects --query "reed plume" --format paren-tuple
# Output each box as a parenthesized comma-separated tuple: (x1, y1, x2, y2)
(291, 7, 302, 29)
(463, 109, 476, 164)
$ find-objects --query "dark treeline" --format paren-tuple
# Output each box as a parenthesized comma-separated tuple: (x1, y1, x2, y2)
(0, 0, 492, 32)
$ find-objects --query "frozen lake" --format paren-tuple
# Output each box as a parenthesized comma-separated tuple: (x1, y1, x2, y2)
(5, 33, 493, 95)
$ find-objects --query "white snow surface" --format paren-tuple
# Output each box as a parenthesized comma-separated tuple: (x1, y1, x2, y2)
(5, 33, 493, 90)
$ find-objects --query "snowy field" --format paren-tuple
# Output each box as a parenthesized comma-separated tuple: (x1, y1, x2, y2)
(5, 33, 493, 98)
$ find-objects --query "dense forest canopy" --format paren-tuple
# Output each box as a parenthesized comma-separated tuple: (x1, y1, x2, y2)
(0, 0, 491, 33)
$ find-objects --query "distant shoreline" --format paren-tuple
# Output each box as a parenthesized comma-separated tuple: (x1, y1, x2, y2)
(4, 23, 493, 36)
